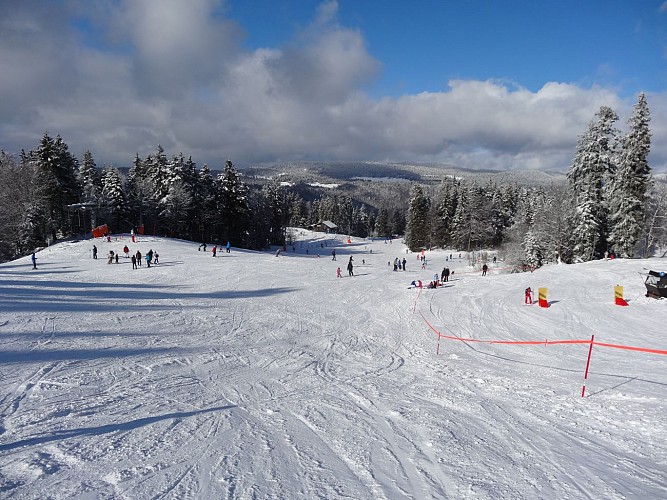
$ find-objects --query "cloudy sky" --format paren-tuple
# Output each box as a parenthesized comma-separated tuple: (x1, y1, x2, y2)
(1, 0, 666, 172)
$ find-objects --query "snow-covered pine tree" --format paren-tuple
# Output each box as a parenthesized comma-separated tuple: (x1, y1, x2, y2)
(126, 154, 153, 231)
(431, 179, 458, 248)
(31, 133, 81, 242)
(289, 196, 308, 229)
(99, 166, 127, 232)
(641, 180, 667, 256)
(353, 204, 371, 238)
(450, 186, 469, 250)
(263, 181, 287, 246)
(405, 184, 430, 251)
(339, 196, 355, 236)
(145, 145, 170, 233)
(195, 164, 217, 243)
(0, 152, 38, 259)
(522, 229, 544, 269)
(374, 208, 391, 238)
(391, 208, 406, 236)
(78, 150, 100, 204)
(217, 160, 250, 246)
(608, 93, 652, 257)
(567, 106, 619, 261)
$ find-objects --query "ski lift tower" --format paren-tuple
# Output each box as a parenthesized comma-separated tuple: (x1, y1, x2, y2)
(67, 202, 98, 238)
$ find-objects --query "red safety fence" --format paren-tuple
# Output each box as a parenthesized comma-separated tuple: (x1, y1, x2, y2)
(412, 287, 667, 396)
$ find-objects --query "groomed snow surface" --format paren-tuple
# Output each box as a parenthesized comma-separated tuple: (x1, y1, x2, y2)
(1, 231, 666, 499)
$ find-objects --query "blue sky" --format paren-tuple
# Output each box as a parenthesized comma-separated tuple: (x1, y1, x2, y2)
(1, 0, 666, 171)
(229, 0, 667, 97)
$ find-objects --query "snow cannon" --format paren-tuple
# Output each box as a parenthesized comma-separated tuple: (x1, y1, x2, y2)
(643, 270, 667, 299)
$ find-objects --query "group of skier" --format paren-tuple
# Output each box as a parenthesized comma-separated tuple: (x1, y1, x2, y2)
(392, 257, 407, 271)
(210, 241, 232, 257)
(440, 267, 451, 282)
(335, 256, 356, 278)
(92, 244, 159, 269)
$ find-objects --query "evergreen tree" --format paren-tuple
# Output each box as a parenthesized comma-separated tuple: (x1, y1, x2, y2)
(78, 150, 100, 204)
(99, 166, 127, 231)
(217, 160, 250, 246)
(289, 196, 309, 228)
(431, 179, 457, 248)
(609, 93, 652, 257)
(195, 164, 217, 243)
(0, 152, 38, 259)
(522, 229, 544, 269)
(405, 184, 430, 251)
(263, 181, 287, 245)
(375, 208, 391, 237)
(450, 182, 497, 251)
(126, 154, 153, 231)
(390, 208, 406, 236)
(31, 133, 81, 242)
(246, 190, 271, 249)
(567, 106, 619, 260)
(145, 145, 170, 234)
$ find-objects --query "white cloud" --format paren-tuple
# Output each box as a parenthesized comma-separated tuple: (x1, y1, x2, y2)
(0, 1, 665, 173)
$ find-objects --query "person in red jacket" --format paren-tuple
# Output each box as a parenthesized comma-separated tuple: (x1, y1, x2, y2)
(525, 287, 533, 304)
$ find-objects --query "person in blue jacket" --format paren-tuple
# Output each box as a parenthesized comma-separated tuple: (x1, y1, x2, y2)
(226, 241, 231, 253)
(31, 252, 37, 269)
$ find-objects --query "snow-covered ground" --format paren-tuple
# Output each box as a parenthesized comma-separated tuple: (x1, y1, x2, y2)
(1, 232, 666, 499)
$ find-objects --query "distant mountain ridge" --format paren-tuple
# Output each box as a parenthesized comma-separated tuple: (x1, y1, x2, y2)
(243, 161, 567, 187)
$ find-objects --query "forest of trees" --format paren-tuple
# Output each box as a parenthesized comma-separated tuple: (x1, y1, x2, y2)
(403, 93, 666, 266)
(1, 93, 666, 268)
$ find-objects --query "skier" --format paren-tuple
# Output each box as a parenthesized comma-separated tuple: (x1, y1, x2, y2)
(199, 242, 207, 252)
(145, 254, 151, 268)
(347, 259, 354, 277)
(332, 249, 336, 261)
(525, 287, 533, 304)
(115, 253, 119, 264)
(107, 251, 114, 264)
(131, 254, 137, 269)
(123, 245, 130, 258)
(31, 252, 37, 269)
(92, 245, 97, 259)
(336, 267, 342, 278)
(154, 252, 159, 265)
(226, 241, 231, 253)
(482, 264, 488, 276)
(147, 249, 154, 265)
(136, 250, 142, 266)
(402, 258, 407, 271)
(441, 268, 446, 282)
(212, 245, 217, 257)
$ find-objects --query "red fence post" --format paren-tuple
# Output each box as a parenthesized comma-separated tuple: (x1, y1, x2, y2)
(581, 335, 595, 397)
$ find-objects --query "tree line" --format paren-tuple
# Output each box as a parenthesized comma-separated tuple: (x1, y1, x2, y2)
(404, 93, 666, 266)
(0, 138, 403, 262)
(1, 93, 665, 267)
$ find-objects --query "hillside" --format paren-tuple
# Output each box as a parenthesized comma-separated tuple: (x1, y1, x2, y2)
(244, 160, 567, 187)
(1, 234, 666, 499)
